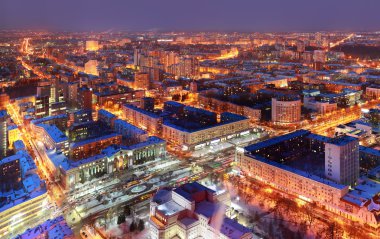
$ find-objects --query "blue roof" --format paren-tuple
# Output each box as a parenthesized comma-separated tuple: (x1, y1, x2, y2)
(113, 119, 147, 134)
(0, 109, 7, 118)
(31, 114, 67, 125)
(69, 154, 105, 169)
(245, 130, 310, 152)
(179, 217, 198, 227)
(70, 133, 121, 148)
(152, 188, 172, 204)
(0, 168, 46, 213)
(359, 146, 380, 157)
(218, 217, 252, 239)
(164, 112, 247, 133)
(122, 136, 165, 150)
(327, 135, 357, 146)
(174, 182, 215, 201)
(306, 133, 331, 143)
(47, 150, 71, 171)
(195, 201, 221, 218)
(98, 109, 116, 119)
(36, 123, 68, 143)
(165, 101, 184, 107)
(123, 104, 161, 119)
(16, 216, 74, 239)
(13, 140, 26, 151)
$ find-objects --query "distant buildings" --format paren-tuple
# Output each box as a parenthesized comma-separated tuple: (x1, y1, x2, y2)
(84, 60, 99, 76)
(149, 182, 253, 239)
(85, 40, 99, 51)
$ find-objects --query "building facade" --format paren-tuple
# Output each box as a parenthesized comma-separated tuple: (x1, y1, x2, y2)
(271, 97, 301, 124)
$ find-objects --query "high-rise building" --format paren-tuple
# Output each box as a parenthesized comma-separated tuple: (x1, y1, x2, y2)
(78, 86, 93, 110)
(325, 136, 359, 186)
(183, 57, 199, 78)
(37, 81, 51, 97)
(0, 89, 9, 110)
(140, 97, 155, 111)
(0, 110, 8, 158)
(35, 95, 50, 119)
(35, 81, 51, 118)
(134, 48, 142, 66)
(134, 72, 150, 90)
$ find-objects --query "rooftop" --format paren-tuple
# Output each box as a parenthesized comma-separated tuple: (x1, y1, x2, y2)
(70, 132, 121, 148)
(173, 182, 215, 201)
(15, 216, 73, 239)
(98, 109, 116, 119)
(194, 200, 221, 218)
(327, 135, 358, 146)
(164, 112, 247, 133)
(0, 109, 8, 118)
(245, 129, 310, 152)
(0, 152, 47, 214)
(36, 123, 68, 143)
(157, 200, 184, 216)
(113, 119, 147, 134)
(123, 104, 161, 119)
(217, 217, 252, 239)
(31, 114, 67, 125)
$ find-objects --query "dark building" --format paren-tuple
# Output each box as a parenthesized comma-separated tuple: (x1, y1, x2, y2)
(164, 101, 185, 116)
(0, 158, 21, 191)
(35, 95, 50, 119)
(140, 97, 155, 111)
(183, 106, 217, 126)
(78, 86, 93, 110)
(68, 109, 93, 127)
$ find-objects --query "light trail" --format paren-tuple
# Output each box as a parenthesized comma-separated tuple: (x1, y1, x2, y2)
(329, 33, 355, 48)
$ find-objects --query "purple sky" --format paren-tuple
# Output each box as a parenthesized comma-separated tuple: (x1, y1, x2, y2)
(1, 0, 380, 31)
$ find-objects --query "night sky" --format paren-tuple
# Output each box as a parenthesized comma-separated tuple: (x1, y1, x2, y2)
(1, 0, 380, 31)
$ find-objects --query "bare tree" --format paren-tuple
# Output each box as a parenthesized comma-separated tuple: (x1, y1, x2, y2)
(318, 221, 344, 239)
(302, 202, 317, 227)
